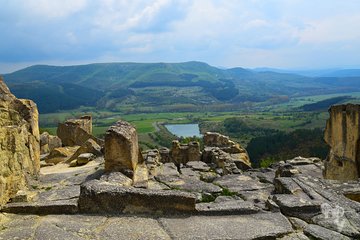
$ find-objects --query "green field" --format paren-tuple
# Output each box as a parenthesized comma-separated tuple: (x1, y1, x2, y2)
(38, 91, 360, 150)
(38, 91, 359, 165)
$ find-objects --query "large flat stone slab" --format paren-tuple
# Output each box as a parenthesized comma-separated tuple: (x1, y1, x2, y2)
(159, 212, 293, 239)
(272, 194, 322, 221)
(214, 174, 273, 192)
(78, 179, 196, 214)
(196, 200, 260, 215)
(304, 224, 351, 240)
(0, 214, 170, 240)
(98, 216, 171, 240)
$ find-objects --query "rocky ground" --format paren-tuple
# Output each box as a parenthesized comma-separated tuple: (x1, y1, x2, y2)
(1, 156, 359, 239)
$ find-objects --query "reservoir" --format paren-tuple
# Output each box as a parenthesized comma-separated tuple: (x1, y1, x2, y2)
(165, 124, 201, 138)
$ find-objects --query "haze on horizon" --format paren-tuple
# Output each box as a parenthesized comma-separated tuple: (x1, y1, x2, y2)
(1, 0, 360, 73)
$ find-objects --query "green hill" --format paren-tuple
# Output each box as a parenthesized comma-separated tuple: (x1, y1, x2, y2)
(3, 61, 360, 113)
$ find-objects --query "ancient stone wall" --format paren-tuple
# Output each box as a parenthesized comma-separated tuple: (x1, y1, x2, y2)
(324, 104, 360, 180)
(0, 77, 40, 205)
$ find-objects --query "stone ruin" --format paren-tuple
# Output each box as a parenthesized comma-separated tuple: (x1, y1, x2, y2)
(324, 104, 360, 181)
(1, 76, 360, 239)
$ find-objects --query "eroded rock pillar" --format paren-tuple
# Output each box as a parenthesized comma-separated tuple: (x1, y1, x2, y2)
(105, 120, 140, 173)
(324, 104, 360, 180)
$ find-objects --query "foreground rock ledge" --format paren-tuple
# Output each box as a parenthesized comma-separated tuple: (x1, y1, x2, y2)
(78, 180, 196, 214)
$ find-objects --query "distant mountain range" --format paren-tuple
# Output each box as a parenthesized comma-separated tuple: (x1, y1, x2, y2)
(2, 61, 360, 113)
(252, 68, 360, 77)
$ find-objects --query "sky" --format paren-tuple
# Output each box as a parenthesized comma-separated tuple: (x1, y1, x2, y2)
(1, 0, 360, 73)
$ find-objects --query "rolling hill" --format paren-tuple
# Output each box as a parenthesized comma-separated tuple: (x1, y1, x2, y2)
(3, 61, 360, 113)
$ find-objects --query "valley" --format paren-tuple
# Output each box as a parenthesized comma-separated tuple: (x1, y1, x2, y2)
(4, 61, 360, 167)
(37, 90, 360, 167)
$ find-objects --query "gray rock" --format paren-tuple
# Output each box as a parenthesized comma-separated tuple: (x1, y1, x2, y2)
(68, 138, 102, 162)
(285, 156, 320, 165)
(34, 222, 83, 240)
(155, 175, 222, 194)
(274, 177, 304, 195)
(312, 211, 360, 238)
(200, 171, 219, 183)
(296, 164, 324, 179)
(196, 200, 259, 215)
(277, 232, 310, 240)
(38, 214, 107, 239)
(36, 185, 80, 202)
(159, 212, 293, 240)
(214, 195, 244, 203)
(77, 153, 96, 165)
(186, 161, 211, 172)
(98, 217, 171, 240)
(237, 189, 274, 209)
(276, 163, 300, 177)
(272, 194, 322, 221)
(0, 214, 39, 240)
(180, 167, 200, 179)
(244, 168, 275, 184)
(1, 199, 78, 214)
(158, 162, 180, 177)
(78, 179, 196, 214)
(304, 224, 351, 240)
(100, 171, 133, 186)
(214, 174, 273, 193)
(288, 217, 308, 230)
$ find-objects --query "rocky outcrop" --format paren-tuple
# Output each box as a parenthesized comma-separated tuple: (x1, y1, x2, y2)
(105, 120, 142, 174)
(202, 132, 251, 173)
(324, 104, 360, 180)
(57, 115, 100, 147)
(203, 132, 251, 166)
(40, 132, 62, 154)
(0, 77, 40, 206)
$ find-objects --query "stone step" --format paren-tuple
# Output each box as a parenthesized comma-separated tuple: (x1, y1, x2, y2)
(1, 199, 78, 214)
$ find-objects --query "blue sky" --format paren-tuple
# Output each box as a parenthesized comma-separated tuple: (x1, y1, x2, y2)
(1, 0, 360, 73)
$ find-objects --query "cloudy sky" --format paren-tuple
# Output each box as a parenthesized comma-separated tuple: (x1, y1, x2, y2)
(1, 0, 360, 73)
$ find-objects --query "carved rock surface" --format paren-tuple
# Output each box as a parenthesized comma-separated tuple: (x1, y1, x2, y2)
(324, 104, 360, 180)
(0, 77, 40, 206)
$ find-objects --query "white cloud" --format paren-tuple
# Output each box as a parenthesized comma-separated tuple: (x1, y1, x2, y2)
(1, 0, 360, 70)
(299, 14, 360, 44)
(23, 0, 87, 19)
